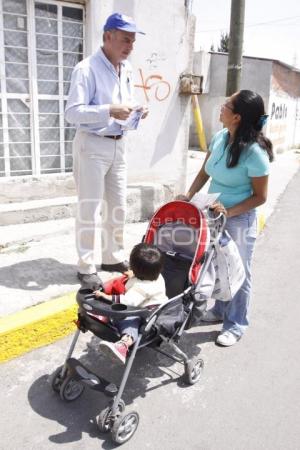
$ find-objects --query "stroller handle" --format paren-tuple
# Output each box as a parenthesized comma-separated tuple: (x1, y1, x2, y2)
(207, 208, 227, 233)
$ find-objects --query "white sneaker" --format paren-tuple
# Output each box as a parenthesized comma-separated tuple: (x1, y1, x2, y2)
(201, 309, 222, 323)
(216, 330, 240, 347)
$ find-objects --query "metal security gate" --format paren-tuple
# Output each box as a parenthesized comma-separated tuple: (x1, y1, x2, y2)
(0, 0, 84, 177)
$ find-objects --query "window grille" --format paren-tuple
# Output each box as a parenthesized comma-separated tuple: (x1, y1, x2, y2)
(0, 0, 84, 177)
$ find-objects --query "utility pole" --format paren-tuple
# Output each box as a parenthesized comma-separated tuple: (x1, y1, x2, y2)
(226, 0, 245, 96)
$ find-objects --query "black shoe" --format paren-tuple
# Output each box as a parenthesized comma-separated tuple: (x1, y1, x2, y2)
(77, 272, 103, 290)
(101, 261, 129, 273)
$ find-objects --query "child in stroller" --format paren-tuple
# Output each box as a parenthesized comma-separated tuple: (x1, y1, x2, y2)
(50, 200, 217, 445)
(94, 242, 168, 364)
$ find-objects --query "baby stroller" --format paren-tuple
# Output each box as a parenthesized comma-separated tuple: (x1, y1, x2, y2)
(50, 201, 225, 445)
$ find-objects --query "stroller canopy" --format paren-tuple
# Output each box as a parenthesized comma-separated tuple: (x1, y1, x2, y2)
(144, 201, 210, 285)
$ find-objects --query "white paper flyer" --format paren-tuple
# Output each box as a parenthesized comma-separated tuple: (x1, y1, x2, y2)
(115, 107, 143, 131)
(190, 192, 220, 210)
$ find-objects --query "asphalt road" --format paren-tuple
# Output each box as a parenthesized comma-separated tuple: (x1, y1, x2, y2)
(0, 168, 300, 450)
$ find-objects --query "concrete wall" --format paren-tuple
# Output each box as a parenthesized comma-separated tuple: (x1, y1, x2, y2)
(266, 62, 300, 152)
(190, 52, 273, 148)
(190, 52, 300, 153)
(267, 86, 296, 152)
(294, 100, 300, 146)
(206, 53, 272, 98)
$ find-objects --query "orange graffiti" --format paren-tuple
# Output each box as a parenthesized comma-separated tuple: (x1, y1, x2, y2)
(134, 68, 171, 102)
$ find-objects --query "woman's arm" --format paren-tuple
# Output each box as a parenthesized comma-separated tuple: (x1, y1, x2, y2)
(177, 151, 211, 201)
(211, 175, 269, 218)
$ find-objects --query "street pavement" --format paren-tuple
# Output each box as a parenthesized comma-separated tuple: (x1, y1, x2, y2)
(0, 156, 300, 449)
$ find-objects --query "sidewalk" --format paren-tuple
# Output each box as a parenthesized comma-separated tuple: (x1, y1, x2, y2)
(0, 149, 299, 361)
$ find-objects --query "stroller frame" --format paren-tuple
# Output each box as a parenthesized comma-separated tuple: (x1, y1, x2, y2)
(50, 201, 225, 445)
(51, 286, 204, 444)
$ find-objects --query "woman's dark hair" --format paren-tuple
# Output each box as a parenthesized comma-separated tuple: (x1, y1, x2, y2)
(129, 243, 164, 281)
(227, 90, 274, 167)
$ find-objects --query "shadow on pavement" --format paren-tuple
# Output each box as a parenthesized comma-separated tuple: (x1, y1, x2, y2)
(27, 328, 216, 447)
(0, 258, 78, 290)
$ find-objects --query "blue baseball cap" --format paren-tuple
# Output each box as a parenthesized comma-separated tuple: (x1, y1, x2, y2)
(103, 13, 145, 34)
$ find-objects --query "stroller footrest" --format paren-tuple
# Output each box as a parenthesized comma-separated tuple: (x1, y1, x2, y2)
(66, 358, 118, 397)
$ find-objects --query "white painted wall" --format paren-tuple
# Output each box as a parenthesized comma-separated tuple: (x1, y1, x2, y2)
(190, 53, 300, 153)
(293, 100, 300, 146)
(86, 0, 195, 192)
(191, 52, 300, 152)
(266, 84, 300, 152)
(190, 52, 273, 147)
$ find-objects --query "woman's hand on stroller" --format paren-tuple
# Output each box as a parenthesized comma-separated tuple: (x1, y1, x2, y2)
(209, 201, 228, 216)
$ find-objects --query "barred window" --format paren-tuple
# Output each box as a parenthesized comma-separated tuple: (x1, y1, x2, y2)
(0, 0, 84, 176)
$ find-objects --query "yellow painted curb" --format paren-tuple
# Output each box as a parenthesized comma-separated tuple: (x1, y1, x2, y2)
(0, 292, 77, 363)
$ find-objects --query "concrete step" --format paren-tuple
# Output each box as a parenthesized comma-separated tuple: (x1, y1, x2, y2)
(0, 217, 74, 248)
(0, 196, 77, 226)
(0, 173, 75, 204)
(0, 183, 174, 227)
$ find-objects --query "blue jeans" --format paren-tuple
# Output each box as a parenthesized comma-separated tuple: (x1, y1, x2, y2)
(212, 210, 257, 337)
(114, 316, 141, 342)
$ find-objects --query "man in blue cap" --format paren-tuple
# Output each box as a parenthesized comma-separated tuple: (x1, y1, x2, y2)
(65, 13, 147, 287)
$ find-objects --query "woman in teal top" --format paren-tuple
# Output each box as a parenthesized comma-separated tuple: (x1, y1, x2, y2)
(179, 90, 273, 346)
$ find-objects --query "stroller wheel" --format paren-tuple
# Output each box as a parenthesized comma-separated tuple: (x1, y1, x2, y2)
(59, 375, 85, 401)
(50, 366, 67, 393)
(111, 411, 139, 444)
(96, 399, 125, 433)
(183, 358, 204, 385)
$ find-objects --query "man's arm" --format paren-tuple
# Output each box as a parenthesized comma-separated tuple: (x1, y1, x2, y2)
(65, 67, 132, 125)
(65, 67, 112, 126)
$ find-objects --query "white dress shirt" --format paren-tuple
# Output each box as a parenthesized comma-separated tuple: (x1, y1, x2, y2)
(65, 48, 135, 136)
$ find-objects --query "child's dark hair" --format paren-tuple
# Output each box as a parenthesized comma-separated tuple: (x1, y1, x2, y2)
(129, 243, 164, 281)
